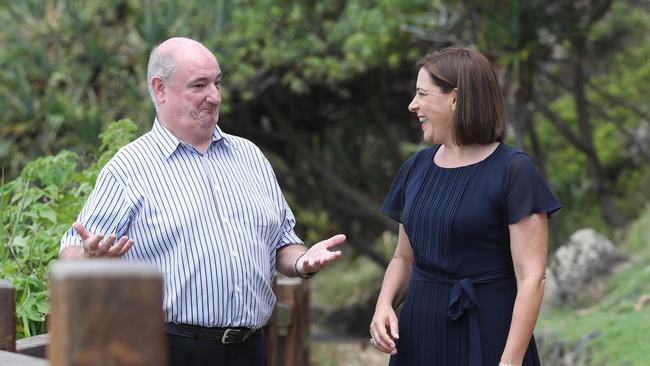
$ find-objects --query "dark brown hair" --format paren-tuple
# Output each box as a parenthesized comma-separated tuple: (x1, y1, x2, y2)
(416, 47, 505, 145)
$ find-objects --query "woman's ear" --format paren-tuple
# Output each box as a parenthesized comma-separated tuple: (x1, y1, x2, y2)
(450, 88, 458, 111)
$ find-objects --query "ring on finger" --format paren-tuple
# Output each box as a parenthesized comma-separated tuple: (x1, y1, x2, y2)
(370, 338, 375, 346)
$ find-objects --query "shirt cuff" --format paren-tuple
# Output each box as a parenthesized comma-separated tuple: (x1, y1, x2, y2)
(280, 229, 303, 247)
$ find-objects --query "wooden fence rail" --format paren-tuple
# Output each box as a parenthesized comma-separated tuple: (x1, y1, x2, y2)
(0, 262, 310, 366)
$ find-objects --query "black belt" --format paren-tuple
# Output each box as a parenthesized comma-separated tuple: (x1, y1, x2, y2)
(166, 323, 258, 344)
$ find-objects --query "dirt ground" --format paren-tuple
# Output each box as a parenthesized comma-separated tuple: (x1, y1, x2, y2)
(311, 339, 390, 366)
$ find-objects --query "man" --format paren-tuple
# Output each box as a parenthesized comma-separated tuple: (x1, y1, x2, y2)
(60, 37, 346, 365)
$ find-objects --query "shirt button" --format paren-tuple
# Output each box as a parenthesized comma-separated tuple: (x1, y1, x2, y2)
(231, 252, 238, 257)
(222, 216, 229, 223)
(235, 287, 241, 293)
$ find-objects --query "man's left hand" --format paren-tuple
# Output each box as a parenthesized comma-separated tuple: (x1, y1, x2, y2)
(297, 234, 346, 275)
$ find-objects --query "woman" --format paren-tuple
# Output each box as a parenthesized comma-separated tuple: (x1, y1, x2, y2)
(369, 47, 561, 366)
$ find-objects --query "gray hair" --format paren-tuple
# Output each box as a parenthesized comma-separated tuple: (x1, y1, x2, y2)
(147, 46, 176, 112)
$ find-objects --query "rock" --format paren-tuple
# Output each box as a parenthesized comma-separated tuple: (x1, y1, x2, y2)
(545, 228, 629, 307)
(629, 123, 650, 164)
(536, 329, 601, 366)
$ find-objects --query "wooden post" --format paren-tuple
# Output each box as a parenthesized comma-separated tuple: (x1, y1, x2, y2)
(264, 282, 278, 366)
(0, 280, 16, 353)
(268, 277, 310, 366)
(0, 350, 49, 366)
(16, 334, 49, 358)
(47, 260, 166, 366)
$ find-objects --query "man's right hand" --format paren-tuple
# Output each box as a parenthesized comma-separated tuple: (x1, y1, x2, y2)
(63, 222, 134, 259)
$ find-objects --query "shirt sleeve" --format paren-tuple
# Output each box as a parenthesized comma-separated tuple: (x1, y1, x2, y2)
(279, 199, 302, 248)
(381, 153, 419, 223)
(255, 147, 303, 249)
(505, 153, 562, 225)
(60, 167, 133, 251)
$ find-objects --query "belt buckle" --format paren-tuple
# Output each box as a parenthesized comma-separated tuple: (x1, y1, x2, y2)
(221, 329, 239, 344)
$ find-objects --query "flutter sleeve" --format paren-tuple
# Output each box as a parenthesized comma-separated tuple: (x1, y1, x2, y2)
(381, 153, 420, 223)
(505, 153, 562, 225)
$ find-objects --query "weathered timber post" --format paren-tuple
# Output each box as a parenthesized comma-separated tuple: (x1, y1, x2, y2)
(263, 305, 278, 366)
(16, 334, 49, 358)
(0, 350, 49, 366)
(0, 280, 16, 353)
(48, 260, 166, 366)
(266, 277, 310, 366)
(0, 280, 49, 364)
(264, 278, 278, 365)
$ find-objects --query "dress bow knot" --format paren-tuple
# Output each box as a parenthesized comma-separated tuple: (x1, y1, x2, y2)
(447, 278, 480, 320)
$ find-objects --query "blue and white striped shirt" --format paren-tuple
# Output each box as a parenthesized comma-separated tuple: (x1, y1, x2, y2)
(61, 119, 303, 328)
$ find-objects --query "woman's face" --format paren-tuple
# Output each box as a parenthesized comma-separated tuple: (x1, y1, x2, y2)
(408, 68, 456, 145)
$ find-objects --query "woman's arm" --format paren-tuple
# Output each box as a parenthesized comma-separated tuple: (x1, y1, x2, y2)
(370, 224, 414, 355)
(500, 213, 548, 365)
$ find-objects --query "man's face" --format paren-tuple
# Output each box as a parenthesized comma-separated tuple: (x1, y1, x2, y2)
(161, 46, 222, 135)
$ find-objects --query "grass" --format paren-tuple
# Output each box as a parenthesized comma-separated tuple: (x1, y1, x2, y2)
(538, 251, 650, 365)
(311, 339, 390, 366)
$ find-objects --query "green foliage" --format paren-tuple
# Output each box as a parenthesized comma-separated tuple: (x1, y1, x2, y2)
(214, 0, 424, 93)
(613, 166, 650, 222)
(539, 249, 650, 365)
(624, 205, 650, 255)
(312, 232, 394, 307)
(0, 0, 433, 178)
(0, 1, 151, 178)
(533, 110, 613, 240)
(1, 3, 650, 351)
(0, 119, 137, 338)
(312, 254, 385, 308)
(540, 207, 650, 364)
(293, 204, 338, 245)
(95, 118, 139, 168)
(2, 0, 647, 250)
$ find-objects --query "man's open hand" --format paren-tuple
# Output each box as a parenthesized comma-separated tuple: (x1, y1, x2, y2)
(296, 234, 346, 275)
(73, 222, 134, 258)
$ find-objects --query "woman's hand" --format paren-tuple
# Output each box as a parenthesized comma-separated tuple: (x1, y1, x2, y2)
(370, 302, 399, 355)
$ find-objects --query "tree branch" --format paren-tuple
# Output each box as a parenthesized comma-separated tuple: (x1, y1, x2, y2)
(538, 68, 650, 163)
(259, 96, 395, 267)
(531, 96, 594, 155)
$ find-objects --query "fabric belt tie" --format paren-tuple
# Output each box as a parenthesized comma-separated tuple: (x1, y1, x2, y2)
(166, 323, 258, 344)
(412, 266, 514, 366)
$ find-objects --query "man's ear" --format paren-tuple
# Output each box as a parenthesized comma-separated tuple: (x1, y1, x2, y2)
(151, 76, 166, 104)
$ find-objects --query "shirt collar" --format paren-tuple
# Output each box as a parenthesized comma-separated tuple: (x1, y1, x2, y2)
(151, 118, 233, 158)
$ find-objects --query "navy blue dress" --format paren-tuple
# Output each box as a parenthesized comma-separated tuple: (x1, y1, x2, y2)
(382, 144, 561, 366)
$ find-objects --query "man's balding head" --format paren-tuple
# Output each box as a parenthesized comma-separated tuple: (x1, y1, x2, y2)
(146, 37, 215, 111)
(146, 37, 222, 151)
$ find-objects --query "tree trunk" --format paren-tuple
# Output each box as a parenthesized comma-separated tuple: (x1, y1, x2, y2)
(571, 36, 626, 226)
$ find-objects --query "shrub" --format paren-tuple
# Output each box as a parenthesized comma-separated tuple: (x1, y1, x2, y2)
(0, 119, 137, 338)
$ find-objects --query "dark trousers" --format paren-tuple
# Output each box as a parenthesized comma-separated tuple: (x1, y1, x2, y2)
(167, 329, 266, 366)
